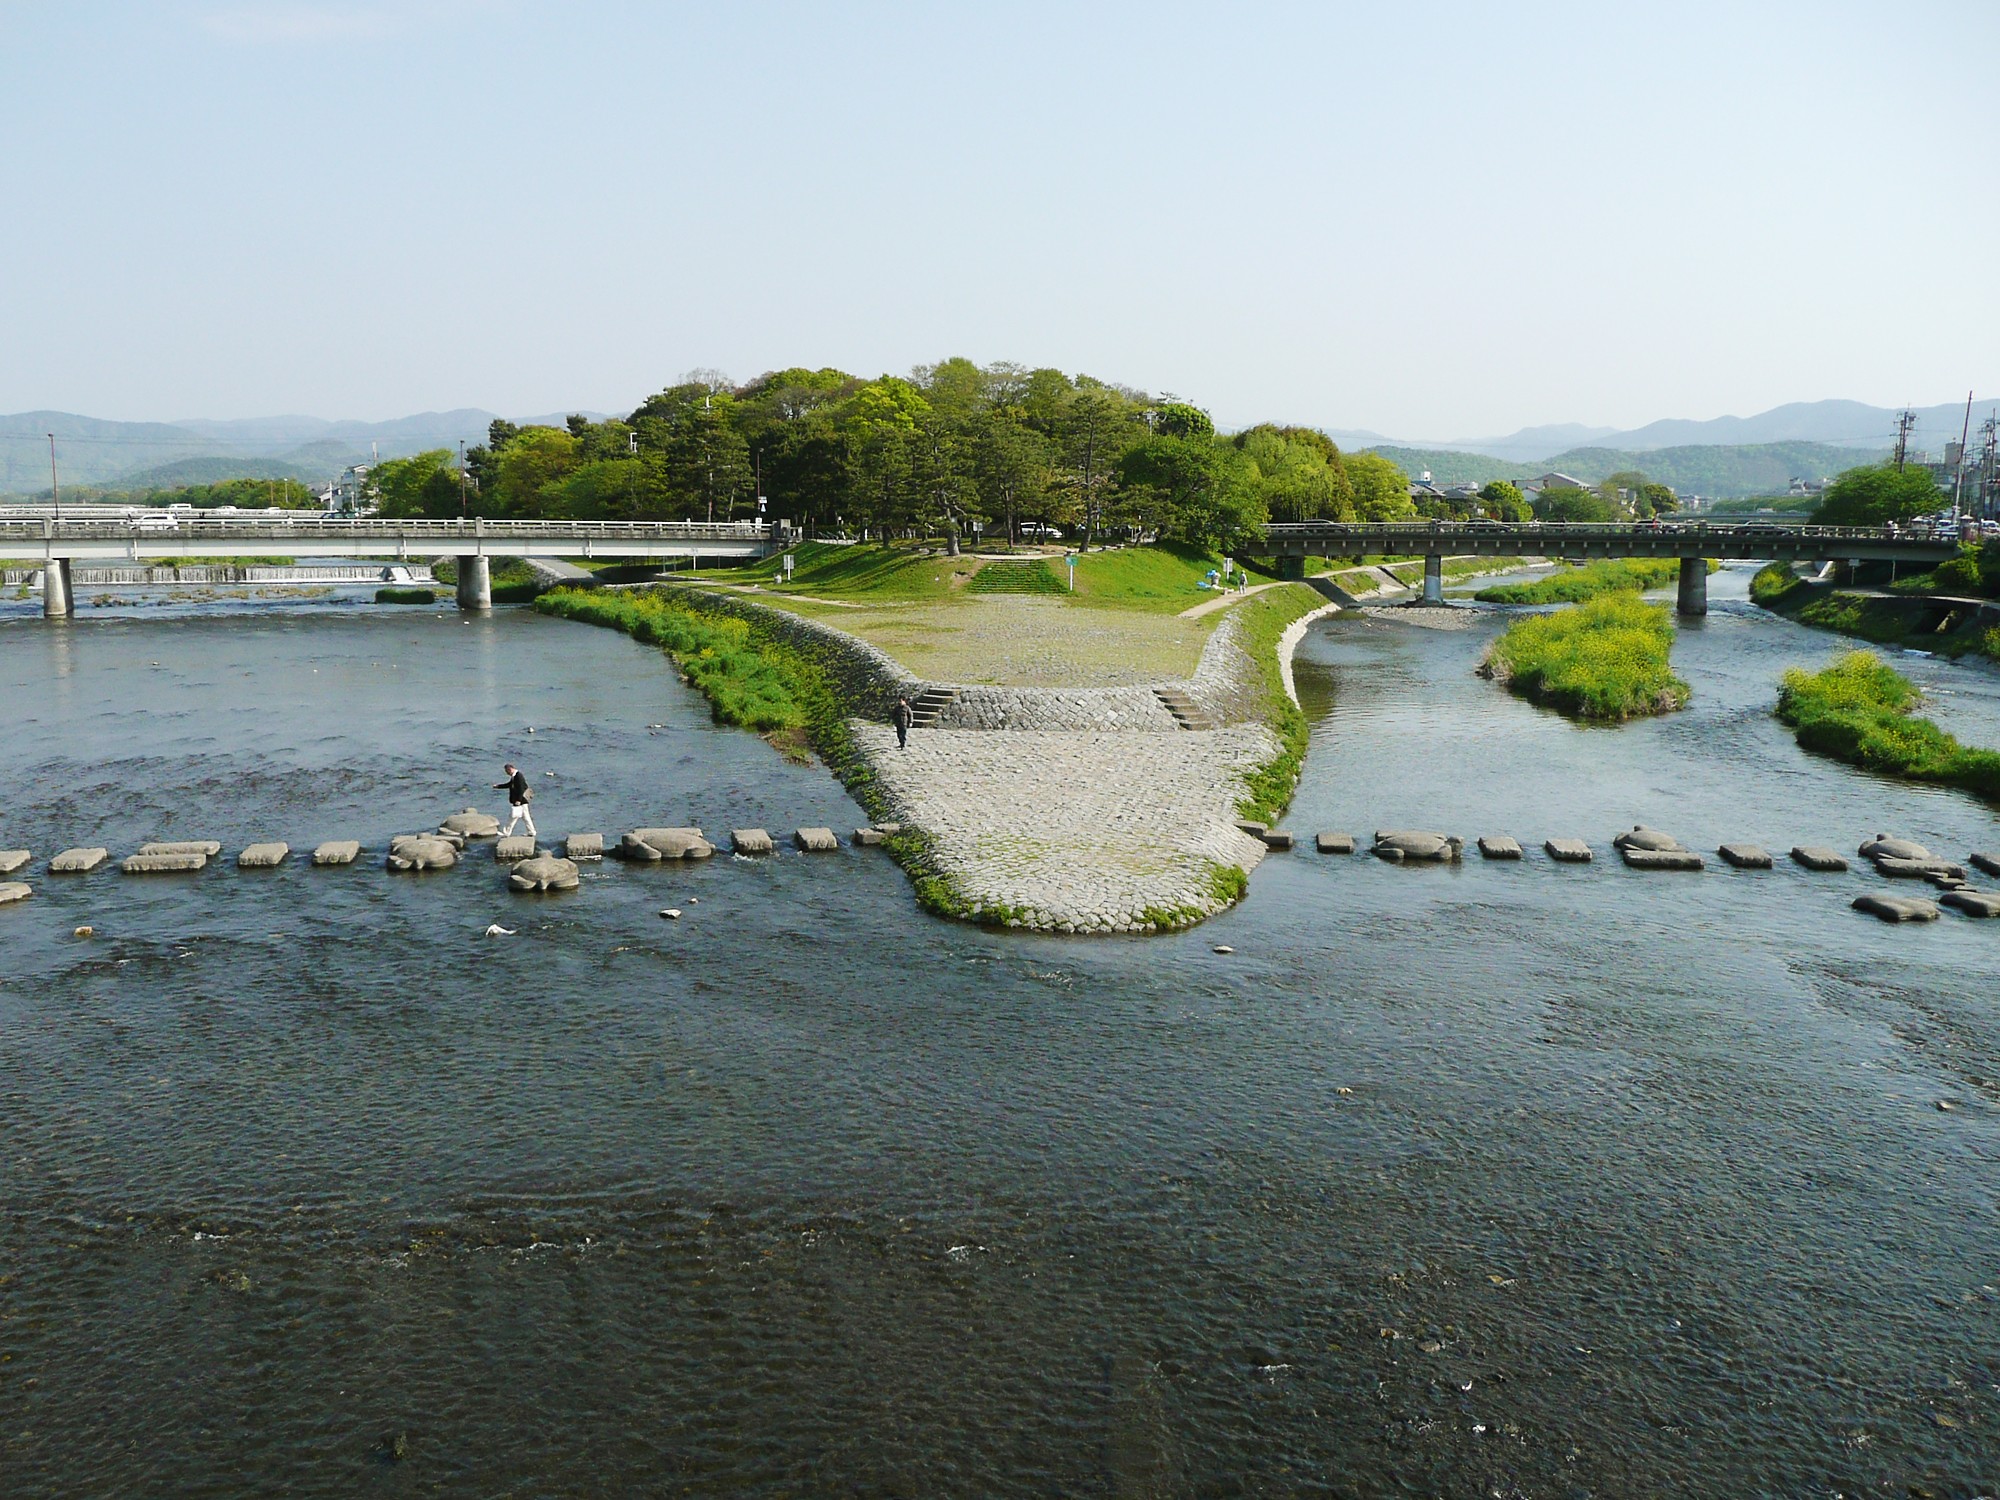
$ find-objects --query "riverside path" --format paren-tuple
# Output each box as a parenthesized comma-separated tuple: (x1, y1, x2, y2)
(9, 515, 782, 615)
(1260, 519, 1961, 614)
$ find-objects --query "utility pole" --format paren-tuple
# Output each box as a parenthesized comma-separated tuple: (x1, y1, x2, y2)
(1893, 407, 1917, 470)
(1951, 391, 1973, 524)
(459, 440, 468, 516)
(46, 433, 59, 520)
(1981, 413, 1999, 521)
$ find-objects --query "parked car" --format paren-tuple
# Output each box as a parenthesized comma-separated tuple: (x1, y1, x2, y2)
(1018, 523, 1064, 540)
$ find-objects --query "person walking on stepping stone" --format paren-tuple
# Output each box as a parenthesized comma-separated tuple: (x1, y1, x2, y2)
(495, 762, 537, 838)
(893, 696, 913, 749)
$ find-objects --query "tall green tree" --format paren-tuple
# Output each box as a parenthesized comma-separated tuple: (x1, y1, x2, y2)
(1813, 463, 1942, 526)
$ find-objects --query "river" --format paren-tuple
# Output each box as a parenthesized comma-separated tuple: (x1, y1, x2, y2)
(1, 568, 1996, 1495)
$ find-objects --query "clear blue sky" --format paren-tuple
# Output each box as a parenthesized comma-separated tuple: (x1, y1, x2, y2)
(2, 0, 1994, 438)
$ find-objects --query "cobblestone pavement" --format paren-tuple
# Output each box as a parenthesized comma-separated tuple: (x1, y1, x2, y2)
(855, 722, 1278, 933)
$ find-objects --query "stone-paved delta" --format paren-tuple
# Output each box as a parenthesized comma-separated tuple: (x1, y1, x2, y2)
(665, 585, 1295, 933)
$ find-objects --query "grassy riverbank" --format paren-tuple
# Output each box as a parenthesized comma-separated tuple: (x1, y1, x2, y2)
(1776, 650, 2000, 800)
(1752, 562, 2000, 663)
(1475, 556, 1701, 605)
(1481, 593, 1690, 721)
(1227, 583, 1323, 820)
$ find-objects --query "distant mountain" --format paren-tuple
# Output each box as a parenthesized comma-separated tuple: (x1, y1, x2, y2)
(1595, 399, 1983, 453)
(1361, 440, 1891, 498)
(0, 410, 224, 492)
(113, 455, 323, 489)
(1430, 423, 1621, 463)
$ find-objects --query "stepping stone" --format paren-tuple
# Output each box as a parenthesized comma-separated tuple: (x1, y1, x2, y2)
(1718, 844, 1771, 869)
(1314, 832, 1355, 854)
(564, 832, 604, 861)
(1970, 852, 2000, 878)
(123, 851, 207, 874)
(851, 828, 886, 847)
(50, 847, 109, 874)
(1928, 871, 1969, 890)
(441, 809, 502, 838)
(1259, 830, 1293, 851)
(494, 837, 538, 862)
(1874, 856, 1966, 881)
(874, 822, 903, 835)
(1544, 839, 1593, 863)
(1613, 827, 1683, 853)
(140, 840, 221, 858)
(386, 836, 458, 872)
(1859, 835, 1931, 862)
(312, 840, 361, 866)
(1941, 890, 2000, 918)
(237, 842, 290, 869)
(508, 854, 580, 892)
(1236, 820, 1268, 839)
(0, 882, 30, 906)
(1374, 831, 1461, 861)
(0, 850, 29, 877)
(618, 828, 714, 861)
(731, 829, 775, 854)
(794, 827, 839, 852)
(1477, 835, 1522, 860)
(1621, 847, 1705, 871)
(1791, 846, 1849, 872)
(1852, 893, 1939, 923)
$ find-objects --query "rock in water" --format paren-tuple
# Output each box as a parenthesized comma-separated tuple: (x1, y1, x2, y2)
(1940, 890, 2000, 918)
(1969, 852, 2000, 878)
(851, 828, 887, 847)
(794, 827, 839, 852)
(139, 840, 222, 858)
(507, 854, 581, 892)
(50, 848, 109, 874)
(1859, 835, 1932, 862)
(440, 809, 502, 839)
(1314, 832, 1355, 855)
(0, 850, 30, 877)
(1874, 856, 1967, 881)
(1544, 839, 1593, 863)
(312, 841, 362, 866)
(123, 851, 208, 874)
(1852, 892, 1941, 923)
(1477, 835, 1523, 860)
(0, 881, 30, 906)
(1373, 831, 1462, 862)
(1718, 844, 1771, 869)
(237, 842, 290, 869)
(493, 836, 537, 863)
(1790, 846, 1849, 872)
(1620, 847, 1705, 871)
(731, 829, 775, 855)
(621, 828, 715, 860)
(564, 832, 604, 861)
(386, 836, 459, 872)
(1259, 830, 1294, 851)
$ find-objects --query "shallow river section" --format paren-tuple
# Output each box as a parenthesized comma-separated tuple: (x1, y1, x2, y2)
(1, 575, 1997, 1496)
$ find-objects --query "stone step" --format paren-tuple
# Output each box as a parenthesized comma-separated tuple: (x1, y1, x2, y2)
(1153, 688, 1215, 731)
(908, 687, 959, 727)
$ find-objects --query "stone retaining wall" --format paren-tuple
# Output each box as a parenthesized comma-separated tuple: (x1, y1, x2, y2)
(658, 584, 915, 722)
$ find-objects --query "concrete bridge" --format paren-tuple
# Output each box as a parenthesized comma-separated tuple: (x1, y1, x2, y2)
(1260, 520, 1962, 615)
(6, 515, 780, 616)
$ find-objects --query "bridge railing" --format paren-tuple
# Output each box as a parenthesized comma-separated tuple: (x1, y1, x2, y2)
(0, 516, 772, 543)
(1261, 520, 1949, 543)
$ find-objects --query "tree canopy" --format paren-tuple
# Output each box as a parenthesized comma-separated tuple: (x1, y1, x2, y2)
(1812, 463, 1944, 526)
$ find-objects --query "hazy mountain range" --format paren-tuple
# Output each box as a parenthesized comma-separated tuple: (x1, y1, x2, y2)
(1, 396, 1988, 499)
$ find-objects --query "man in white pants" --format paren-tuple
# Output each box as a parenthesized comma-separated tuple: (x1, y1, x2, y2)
(495, 762, 536, 838)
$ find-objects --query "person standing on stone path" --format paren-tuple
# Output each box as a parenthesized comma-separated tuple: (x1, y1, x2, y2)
(893, 696, 913, 750)
(495, 762, 536, 838)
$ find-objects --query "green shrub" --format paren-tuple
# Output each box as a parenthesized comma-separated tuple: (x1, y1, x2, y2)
(1227, 583, 1324, 819)
(1482, 593, 1690, 721)
(1749, 561, 1808, 606)
(1477, 557, 1691, 605)
(965, 560, 1065, 595)
(375, 587, 437, 604)
(1775, 650, 2000, 800)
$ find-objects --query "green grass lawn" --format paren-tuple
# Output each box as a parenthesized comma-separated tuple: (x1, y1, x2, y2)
(1482, 593, 1690, 721)
(1777, 650, 2000, 800)
(1067, 543, 1276, 613)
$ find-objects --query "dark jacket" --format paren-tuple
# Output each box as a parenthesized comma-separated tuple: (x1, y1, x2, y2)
(499, 770, 529, 806)
(893, 701, 914, 730)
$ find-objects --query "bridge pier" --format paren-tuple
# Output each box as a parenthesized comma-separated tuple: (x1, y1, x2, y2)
(455, 554, 491, 611)
(42, 558, 73, 618)
(1676, 556, 1707, 617)
(1422, 553, 1444, 604)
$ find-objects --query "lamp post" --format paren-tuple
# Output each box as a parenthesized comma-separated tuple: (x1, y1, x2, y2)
(47, 433, 60, 521)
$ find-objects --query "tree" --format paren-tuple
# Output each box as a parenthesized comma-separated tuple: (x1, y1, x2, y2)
(1478, 480, 1529, 522)
(371, 448, 464, 518)
(493, 427, 580, 514)
(1637, 482, 1678, 516)
(1236, 426, 1352, 523)
(1533, 485, 1618, 523)
(1345, 452, 1415, 521)
(1813, 463, 1943, 526)
(975, 409, 1053, 545)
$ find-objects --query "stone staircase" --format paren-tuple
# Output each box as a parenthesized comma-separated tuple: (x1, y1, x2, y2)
(1153, 687, 1216, 731)
(908, 687, 959, 728)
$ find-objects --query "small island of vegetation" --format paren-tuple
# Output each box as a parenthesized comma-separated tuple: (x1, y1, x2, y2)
(1776, 650, 2000, 800)
(1476, 557, 1697, 606)
(1480, 593, 1690, 722)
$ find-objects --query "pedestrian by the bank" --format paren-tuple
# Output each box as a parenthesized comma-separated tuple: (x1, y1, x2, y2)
(893, 695, 914, 750)
(495, 762, 536, 837)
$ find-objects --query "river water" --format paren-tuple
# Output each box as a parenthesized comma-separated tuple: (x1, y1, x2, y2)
(1, 570, 1996, 1496)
